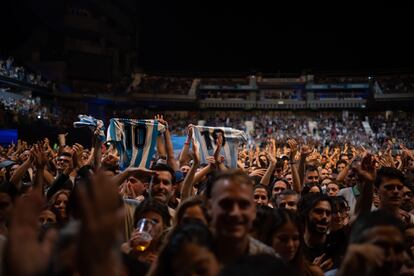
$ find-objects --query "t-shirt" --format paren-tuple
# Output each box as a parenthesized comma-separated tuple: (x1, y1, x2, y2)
(106, 119, 165, 170)
(337, 187, 358, 216)
(303, 241, 331, 263)
(247, 236, 279, 257)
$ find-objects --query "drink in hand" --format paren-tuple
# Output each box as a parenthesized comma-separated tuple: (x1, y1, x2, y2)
(135, 232, 152, 251)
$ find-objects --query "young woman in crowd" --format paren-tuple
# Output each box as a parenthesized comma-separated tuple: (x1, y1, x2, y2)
(173, 196, 208, 226)
(121, 199, 171, 272)
(261, 208, 324, 276)
(150, 221, 219, 276)
(49, 189, 70, 226)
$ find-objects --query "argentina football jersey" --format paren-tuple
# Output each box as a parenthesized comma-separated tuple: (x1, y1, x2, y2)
(106, 119, 165, 170)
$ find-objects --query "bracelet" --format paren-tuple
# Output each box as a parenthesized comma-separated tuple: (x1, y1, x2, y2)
(184, 142, 190, 145)
(289, 161, 297, 165)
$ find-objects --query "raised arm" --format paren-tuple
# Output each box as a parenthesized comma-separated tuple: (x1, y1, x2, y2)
(43, 168, 55, 186)
(336, 158, 354, 183)
(77, 172, 123, 276)
(193, 163, 212, 184)
(111, 167, 157, 187)
(353, 154, 376, 217)
(260, 147, 276, 186)
(6, 143, 16, 157)
(181, 143, 200, 201)
(58, 133, 68, 154)
(299, 143, 312, 186)
(178, 125, 193, 167)
(160, 116, 180, 171)
(156, 133, 167, 158)
(92, 128, 103, 171)
(31, 144, 48, 197)
(213, 132, 227, 171)
(10, 156, 32, 189)
(288, 139, 302, 193)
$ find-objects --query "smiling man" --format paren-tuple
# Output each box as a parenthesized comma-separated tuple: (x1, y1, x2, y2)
(298, 193, 336, 269)
(206, 170, 276, 265)
(149, 163, 176, 205)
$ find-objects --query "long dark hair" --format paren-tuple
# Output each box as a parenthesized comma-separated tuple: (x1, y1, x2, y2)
(173, 196, 208, 226)
(133, 198, 171, 228)
(152, 221, 215, 276)
(261, 208, 307, 275)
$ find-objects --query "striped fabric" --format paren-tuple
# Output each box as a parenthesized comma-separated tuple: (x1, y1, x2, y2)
(106, 119, 165, 170)
(73, 114, 106, 141)
(192, 126, 247, 168)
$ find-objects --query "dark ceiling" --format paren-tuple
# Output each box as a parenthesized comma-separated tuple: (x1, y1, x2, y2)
(138, 1, 414, 73)
(1, 0, 412, 74)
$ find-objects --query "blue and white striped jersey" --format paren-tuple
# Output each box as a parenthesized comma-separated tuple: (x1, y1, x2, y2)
(106, 119, 165, 170)
(192, 126, 247, 168)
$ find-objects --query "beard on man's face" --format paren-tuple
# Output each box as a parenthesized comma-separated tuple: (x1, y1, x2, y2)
(308, 217, 329, 234)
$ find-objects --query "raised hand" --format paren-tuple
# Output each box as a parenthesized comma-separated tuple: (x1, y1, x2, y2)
(313, 253, 334, 272)
(186, 124, 194, 141)
(352, 154, 376, 183)
(102, 153, 119, 168)
(6, 194, 57, 275)
(308, 150, 320, 162)
(300, 143, 314, 157)
(155, 114, 168, 128)
(214, 133, 223, 162)
(31, 144, 48, 169)
(323, 145, 329, 155)
(73, 143, 85, 168)
(22, 140, 28, 150)
(125, 167, 158, 178)
(58, 133, 68, 146)
(249, 168, 267, 177)
(378, 150, 395, 168)
(401, 144, 414, 160)
(287, 138, 298, 160)
(265, 150, 276, 165)
(78, 172, 123, 275)
(343, 143, 349, 154)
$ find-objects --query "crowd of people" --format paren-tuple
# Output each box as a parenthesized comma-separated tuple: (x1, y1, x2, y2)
(1, 92, 413, 151)
(377, 74, 414, 94)
(0, 56, 54, 89)
(262, 89, 299, 100)
(0, 113, 414, 275)
(156, 110, 414, 150)
(0, 89, 81, 130)
(199, 91, 249, 100)
(127, 74, 193, 95)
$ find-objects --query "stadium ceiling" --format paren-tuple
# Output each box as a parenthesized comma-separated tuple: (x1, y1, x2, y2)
(1, 1, 412, 74)
(138, 1, 414, 73)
